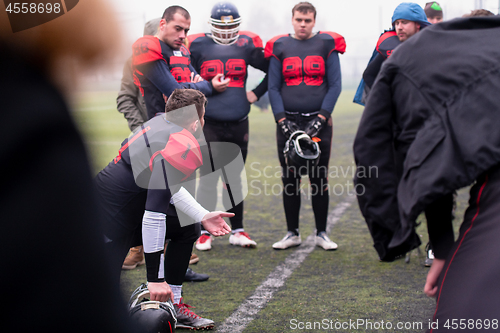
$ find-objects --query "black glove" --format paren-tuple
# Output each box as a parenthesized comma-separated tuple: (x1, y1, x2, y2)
(278, 119, 299, 139)
(305, 116, 326, 138)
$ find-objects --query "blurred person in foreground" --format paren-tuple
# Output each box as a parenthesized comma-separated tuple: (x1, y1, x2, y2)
(0, 0, 139, 332)
(353, 14, 500, 331)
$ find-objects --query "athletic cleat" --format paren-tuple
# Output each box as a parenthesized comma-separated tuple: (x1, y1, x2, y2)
(184, 268, 209, 282)
(315, 231, 338, 250)
(229, 231, 257, 248)
(425, 242, 434, 267)
(189, 253, 199, 265)
(174, 300, 215, 330)
(195, 234, 213, 251)
(122, 246, 145, 270)
(272, 232, 301, 250)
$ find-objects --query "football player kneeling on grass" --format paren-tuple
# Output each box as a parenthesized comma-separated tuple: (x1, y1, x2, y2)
(95, 89, 232, 330)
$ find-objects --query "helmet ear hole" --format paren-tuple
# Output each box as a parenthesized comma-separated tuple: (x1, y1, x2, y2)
(283, 131, 321, 176)
(209, 2, 241, 45)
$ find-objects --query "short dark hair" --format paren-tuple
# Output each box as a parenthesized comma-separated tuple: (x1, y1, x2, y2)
(162, 5, 190, 23)
(462, 9, 495, 17)
(292, 2, 316, 19)
(165, 89, 207, 127)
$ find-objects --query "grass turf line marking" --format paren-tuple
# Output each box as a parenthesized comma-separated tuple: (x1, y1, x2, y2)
(217, 195, 356, 333)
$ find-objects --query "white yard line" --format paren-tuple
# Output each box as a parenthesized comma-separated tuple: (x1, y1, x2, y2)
(217, 195, 356, 333)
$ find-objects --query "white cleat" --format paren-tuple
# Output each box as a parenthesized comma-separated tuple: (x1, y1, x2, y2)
(272, 232, 302, 250)
(315, 231, 338, 250)
(229, 232, 257, 248)
(195, 234, 212, 251)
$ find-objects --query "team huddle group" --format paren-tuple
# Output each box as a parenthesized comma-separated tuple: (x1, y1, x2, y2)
(94, 1, 499, 332)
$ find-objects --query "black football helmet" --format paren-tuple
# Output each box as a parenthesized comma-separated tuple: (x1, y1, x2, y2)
(283, 131, 321, 175)
(209, 2, 241, 45)
(128, 283, 177, 333)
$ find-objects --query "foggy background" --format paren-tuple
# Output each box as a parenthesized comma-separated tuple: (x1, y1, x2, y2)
(90, 0, 500, 90)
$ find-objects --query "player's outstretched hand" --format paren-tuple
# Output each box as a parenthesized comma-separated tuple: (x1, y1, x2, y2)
(212, 73, 230, 93)
(148, 281, 174, 303)
(201, 211, 233, 236)
(424, 258, 446, 298)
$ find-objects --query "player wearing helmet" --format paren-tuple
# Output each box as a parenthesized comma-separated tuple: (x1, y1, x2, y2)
(265, 2, 345, 250)
(187, 2, 268, 250)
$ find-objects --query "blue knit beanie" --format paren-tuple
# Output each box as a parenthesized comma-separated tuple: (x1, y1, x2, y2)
(392, 2, 431, 27)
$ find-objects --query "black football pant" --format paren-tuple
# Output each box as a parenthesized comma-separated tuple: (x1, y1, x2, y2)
(276, 113, 333, 234)
(197, 117, 248, 231)
(428, 166, 500, 332)
(94, 160, 199, 286)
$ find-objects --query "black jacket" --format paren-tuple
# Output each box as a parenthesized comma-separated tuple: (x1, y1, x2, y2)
(353, 16, 500, 260)
(1, 44, 139, 333)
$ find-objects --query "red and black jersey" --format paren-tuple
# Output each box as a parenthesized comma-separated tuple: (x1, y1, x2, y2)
(361, 30, 401, 91)
(132, 36, 212, 119)
(111, 115, 202, 189)
(264, 32, 345, 114)
(96, 115, 203, 284)
(376, 30, 400, 59)
(187, 31, 268, 122)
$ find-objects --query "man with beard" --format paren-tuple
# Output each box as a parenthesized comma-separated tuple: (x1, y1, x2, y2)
(354, 15, 500, 330)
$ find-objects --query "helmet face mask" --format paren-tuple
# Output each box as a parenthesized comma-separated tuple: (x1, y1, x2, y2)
(283, 131, 321, 176)
(209, 2, 241, 45)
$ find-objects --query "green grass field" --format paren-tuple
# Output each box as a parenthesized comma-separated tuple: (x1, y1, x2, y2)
(73, 90, 469, 332)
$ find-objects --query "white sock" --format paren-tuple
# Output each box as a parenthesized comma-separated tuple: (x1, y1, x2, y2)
(232, 228, 244, 234)
(170, 284, 183, 304)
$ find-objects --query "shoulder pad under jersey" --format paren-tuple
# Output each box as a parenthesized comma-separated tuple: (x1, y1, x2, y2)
(318, 31, 346, 55)
(376, 30, 399, 59)
(238, 31, 263, 48)
(160, 129, 202, 179)
(264, 34, 289, 60)
(186, 33, 207, 50)
(132, 36, 163, 66)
